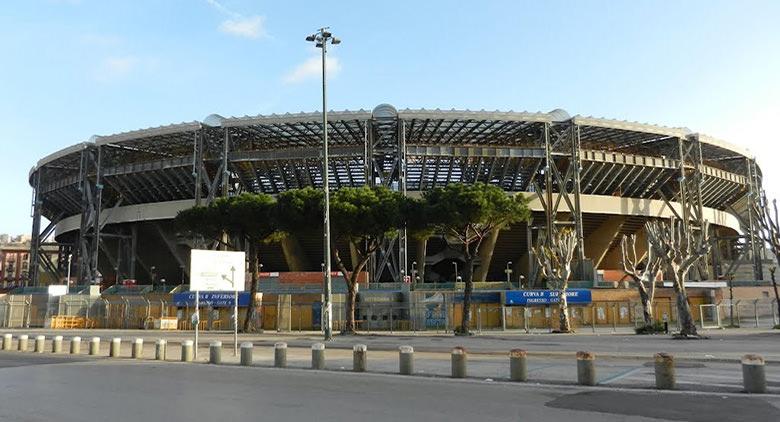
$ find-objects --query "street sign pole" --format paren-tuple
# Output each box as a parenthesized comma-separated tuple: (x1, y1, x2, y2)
(232, 267, 238, 356)
(194, 290, 199, 359)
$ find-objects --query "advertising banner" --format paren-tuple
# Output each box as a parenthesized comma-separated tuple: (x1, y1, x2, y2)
(505, 289, 592, 306)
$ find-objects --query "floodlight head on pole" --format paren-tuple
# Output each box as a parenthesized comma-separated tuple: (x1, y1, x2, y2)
(306, 27, 342, 49)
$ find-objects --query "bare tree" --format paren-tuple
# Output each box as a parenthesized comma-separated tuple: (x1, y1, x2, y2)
(533, 228, 577, 333)
(752, 193, 780, 323)
(620, 234, 662, 329)
(645, 217, 711, 337)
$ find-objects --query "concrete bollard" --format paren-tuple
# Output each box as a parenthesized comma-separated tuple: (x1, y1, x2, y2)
(70, 336, 81, 355)
(181, 340, 194, 362)
(654, 352, 675, 390)
(35, 335, 45, 353)
(52, 336, 63, 353)
(510, 349, 528, 382)
(240, 342, 253, 366)
(353, 344, 367, 372)
(155, 339, 167, 361)
(451, 346, 467, 378)
(742, 354, 767, 394)
(209, 341, 222, 364)
(131, 338, 144, 359)
(311, 343, 325, 370)
(2, 334, 12, 351)
(576, 351, 596, 386)
(18, 335, 28, 352)
(89, 337, 100, 355)
(274, 342, 287, 368)
(110, 338, 121, 358)
(399, 346, 414, 375)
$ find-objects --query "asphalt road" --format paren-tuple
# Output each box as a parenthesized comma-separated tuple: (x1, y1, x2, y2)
(0, 356, 779, 422)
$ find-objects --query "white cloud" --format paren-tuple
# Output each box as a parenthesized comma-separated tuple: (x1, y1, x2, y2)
(205, 0, 238, 18)
(206, 0, 267, 40)
(94, 56, 157, 82)
(219, 15, 266, 39)
(283, 55, 341, 84)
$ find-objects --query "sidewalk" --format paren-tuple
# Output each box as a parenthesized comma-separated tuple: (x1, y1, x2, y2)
(4, 327, 779, 363)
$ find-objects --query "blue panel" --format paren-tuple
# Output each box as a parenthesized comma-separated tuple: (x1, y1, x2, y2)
(453, 292, 501, 304)
(172, 292, 251, 307)
(505, 289, 592, 306)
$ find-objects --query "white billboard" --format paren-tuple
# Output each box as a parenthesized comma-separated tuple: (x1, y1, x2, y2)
(189, 250, 246, 292)
(48, 285, 68, 296)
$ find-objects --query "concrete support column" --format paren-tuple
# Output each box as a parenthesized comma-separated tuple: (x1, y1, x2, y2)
(510, 349, 528, 381)
(601, 227, 648, 271)
(415, 236, 428, 283)
(654, 352, 675, 390)
(451, 346, 467, 378)
(110, 338, 121, 358)
(274, 342, 287, 368)
(311, 343, 325, 369)
(70, 336, 81, 354)
(18, 335, 28, 352)
(473, 227, 501, 282)
(353, 344, 367, 372)
(742, 354, 767, 393)
(209, 341, 222, 364)
(280, 235, 310, 272)
(240, 342, 253, 366)
(52, 335, 63, 353)
(155, 339, 167, 360)
(89, 337, 100, 355)
(576, 351, 596, 386)
(399, 346, 414, 375)
(584, 216, 625, 269)
(35, 335, 45, 353)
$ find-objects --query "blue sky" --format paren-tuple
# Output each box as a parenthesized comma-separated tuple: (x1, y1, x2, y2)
(1, 0, 780, 235)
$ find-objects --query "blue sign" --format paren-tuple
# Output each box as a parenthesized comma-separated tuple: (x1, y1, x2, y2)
(505, 289, 592, 306)
(172, 292, 251, 307)
(454, 292, 501, 304)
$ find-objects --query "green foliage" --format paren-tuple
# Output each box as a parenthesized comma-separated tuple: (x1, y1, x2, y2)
(275, 187, 324, 236)
(175, 193, 277, 245)
(405, 197, 436, 240)
(635, 321, 666, 335)
(330, 186, 408, 245)
(220, 193, 277, 242)
(424, 183, 531, 247)
(175, 205, 221, 241)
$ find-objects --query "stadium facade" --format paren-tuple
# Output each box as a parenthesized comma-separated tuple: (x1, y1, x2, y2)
(27, 104, 767, 288)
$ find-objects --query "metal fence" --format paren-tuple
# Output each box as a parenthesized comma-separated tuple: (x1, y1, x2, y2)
(2, 295, 777, 332)
(700, 299, 779, 329)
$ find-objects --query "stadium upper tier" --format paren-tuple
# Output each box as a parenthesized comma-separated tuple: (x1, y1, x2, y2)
(29, 104, 757, 229)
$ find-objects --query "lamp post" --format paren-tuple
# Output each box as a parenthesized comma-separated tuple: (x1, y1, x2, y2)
(453, 261, 458, 283)
(411, 261, 418, 285)
(66, 253, 72, 292)
(505, 261, 513, 287)
(307, 27, 341, 341)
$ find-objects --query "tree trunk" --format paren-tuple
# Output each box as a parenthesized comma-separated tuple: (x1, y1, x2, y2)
(243, 243, 259, 333)
(459, 255, 475, 335)
(675, 285, 698, 336)
(771, 274, 780, 326)
(344, 274, 358, 334)
(558, 290, 572, 333)
(637, 283, 654, 327)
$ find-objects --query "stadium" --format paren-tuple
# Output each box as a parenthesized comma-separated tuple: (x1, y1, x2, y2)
(26, 103, 768, 290)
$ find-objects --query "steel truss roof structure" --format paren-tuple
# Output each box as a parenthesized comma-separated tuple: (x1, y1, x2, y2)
(27, 104, 764, 286)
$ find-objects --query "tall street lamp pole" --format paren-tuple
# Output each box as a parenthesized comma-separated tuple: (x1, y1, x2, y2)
(307, 28, 340, 341)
